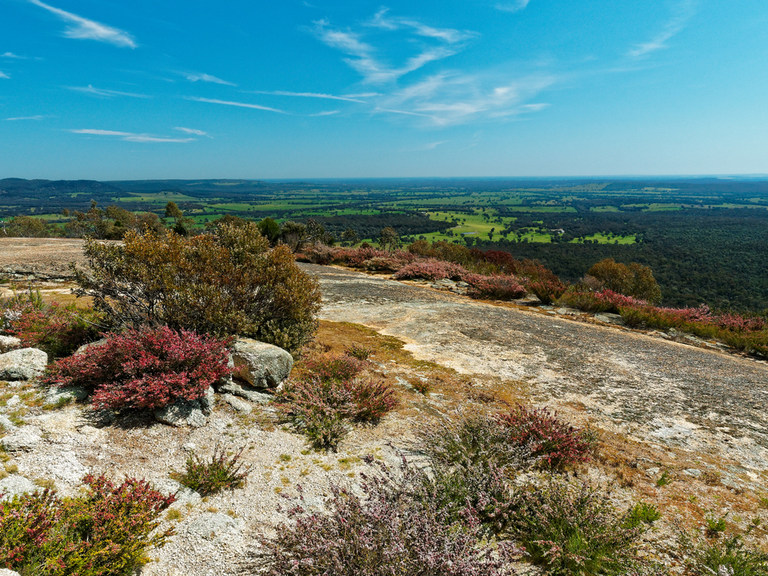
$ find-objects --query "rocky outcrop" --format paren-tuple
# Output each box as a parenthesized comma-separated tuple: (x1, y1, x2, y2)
(0, 474, 37, 501)
(230, 338, 293, 389)
(0, 426, 42, 452)
(154, 400, 207, 428)
(0, 335, 21, 353)
(0, 348, 47, 380)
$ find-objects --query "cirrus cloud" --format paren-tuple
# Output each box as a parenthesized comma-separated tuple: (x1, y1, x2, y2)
(28, 0, 136, 48)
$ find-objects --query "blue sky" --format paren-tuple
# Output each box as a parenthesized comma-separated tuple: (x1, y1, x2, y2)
(1, 0, 767, 179)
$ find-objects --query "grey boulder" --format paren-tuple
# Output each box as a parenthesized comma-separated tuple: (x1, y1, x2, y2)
(1, 426, 42, 452)
(154, 400, 207, 428)
(230, 338, 293, 389)
(186, 512, 244, 540)
(0, 348, 47, 380)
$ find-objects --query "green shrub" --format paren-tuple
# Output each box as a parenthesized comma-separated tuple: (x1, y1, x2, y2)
(72, 223, 321, 351)
(273, 375, 397, 451)
(171, 444, 251, 496)
(587, 258, 662, 303)
(0, 475, 175, 576)
(509, 476, 647, 575)
(625, 501, 662, 527)
(685, 535, 768, 576)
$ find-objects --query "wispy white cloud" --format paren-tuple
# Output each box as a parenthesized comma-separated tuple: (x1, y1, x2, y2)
(69, 129, 194, 143)
(174, 127, 210, 137)
(367, 9, 475, 44)
(1, 52, 25, 59)
(185, 72, 236, 86)
(495, 0, 530, 13)
(186, 97, 289, 114)
(309, 110, 340, 116)
(423, 140, 449, 150)
(312, 12, 470, 83)
(250, 90, 369, 103)
(66, 85, 151, 98)
(628, 0, 695, 58)
(0, 71, 9, 79)
(28, 0, 136, 48)
(379, 72, 555, 126)
(5, 115, 47, 121)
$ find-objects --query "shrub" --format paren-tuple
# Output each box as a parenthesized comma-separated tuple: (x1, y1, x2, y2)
(685, 534, 768, 576)
(0, 474, 175, 576)
(344, 343, 372, 361)
(171, 444, 251, 496)
(394, 259, 470, 282)
(416, 413, 533, 535)
(273, 375, 397, 450)
(625, 502, 662, 527)
(2, 290, 103, 357)
(465, 274, 527, 300)
(509, 477, 647, 575)
(496, 405, 594, 469)
(527, 277, 568, 305)
(72, 223, 321, 351)
(302, 353, 364, 383)
(251, 460, 520, 576)
(43, 326, 231, 411)
(587, 258, 662, 303)
(418, 412, 533, 471)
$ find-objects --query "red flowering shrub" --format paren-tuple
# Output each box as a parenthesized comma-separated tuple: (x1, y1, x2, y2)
(394, 259, 470, 281)
(527, 277, 569, 304)
(43, 326, 231, 411)
(465, 274, 527, 300)
(0, 474, 175, 576)
(2, 290, 102, 357)
(497, 405, 594, 469)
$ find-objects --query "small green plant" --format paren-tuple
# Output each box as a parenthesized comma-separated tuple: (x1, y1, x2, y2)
(279, 454, 292, 462)
(166, 508, 183, 521)
(759, 496, 768, 510)
(412, 379, 431, 394)
(345, 344, 372, 361)
(626, 502, 662, 527)
(171, 444, 251, 496)
(705, 513, 728, 537)
(656, 471, 672, 487)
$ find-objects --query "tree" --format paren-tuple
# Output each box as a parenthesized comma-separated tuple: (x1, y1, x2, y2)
(258, 217, 281, 245)
(280, 221, 308, 252)
(378, 227, 401, 251)
(72, 223, 322, 351)
(341, 228, 359, 246)
(587, 258, 661, 303)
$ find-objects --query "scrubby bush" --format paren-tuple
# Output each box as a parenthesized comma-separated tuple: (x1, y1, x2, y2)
(274, 374, 397, 450)
(251, 460, 520, 576)
(465, 274, 527, 300)
(527, 277, 569, 305)
(302, 353, 364, 383)
(72, 223, 321, 351)
(43, 326, 231, 411)
(417, 413, 533, 535)
(2, 290, 103, 357)
(588, 258, 662, 304)
(394, 259, 469, 282)
(0, 474, 175, 576)
(684, 534, 768, 576)
(171, 444, 250, 496)
(509, 477, 647, 575)
(497, 405, 594, 469)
